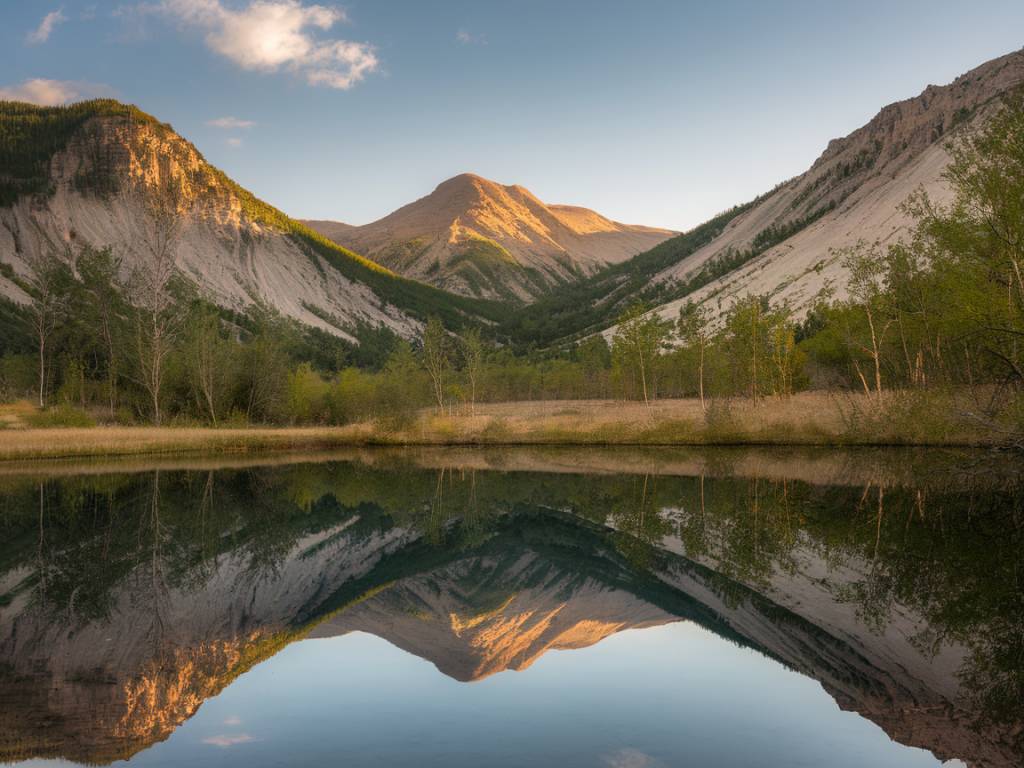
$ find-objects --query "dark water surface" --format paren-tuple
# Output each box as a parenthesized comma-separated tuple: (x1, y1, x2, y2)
(0, 447, 1021, 767)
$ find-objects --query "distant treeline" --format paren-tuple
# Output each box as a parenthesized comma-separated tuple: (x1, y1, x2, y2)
(1, 100, 1022, 438)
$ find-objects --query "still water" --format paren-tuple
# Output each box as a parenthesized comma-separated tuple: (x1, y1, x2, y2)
(0, 447, 1020, 767)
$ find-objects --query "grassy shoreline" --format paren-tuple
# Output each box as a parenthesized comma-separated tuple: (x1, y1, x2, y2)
(0, 392, 1015, 461)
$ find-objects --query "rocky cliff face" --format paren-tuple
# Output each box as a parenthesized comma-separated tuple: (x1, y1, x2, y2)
(0, 104, 423, 341)
(625, 47, 1024, 330)
(305, 173, 675, 301)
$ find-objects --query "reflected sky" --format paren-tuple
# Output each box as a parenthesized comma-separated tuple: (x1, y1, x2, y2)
(21, 623, 943, 768)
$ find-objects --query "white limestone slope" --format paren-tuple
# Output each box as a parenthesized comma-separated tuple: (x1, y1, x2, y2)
(609, 47, 1024, 335)
(0, 113, 421, 340)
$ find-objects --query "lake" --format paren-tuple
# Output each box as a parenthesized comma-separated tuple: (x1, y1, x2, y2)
(0, 447, 1021, 767)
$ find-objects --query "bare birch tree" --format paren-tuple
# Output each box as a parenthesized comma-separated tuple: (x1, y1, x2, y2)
(460, 327, 484, 415)
(25, 250, 72, 408)
(185, 307, 233, 425)
(677, 301, 711, 413)
(422, 316, 449, 412)
(842, 244, 895, 399)
(129, 166, 189, 424)
(613, 304, 670, 407)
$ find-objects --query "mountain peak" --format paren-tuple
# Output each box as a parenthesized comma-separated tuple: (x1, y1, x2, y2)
(438, 171, 491, 187)
(304, 174, 675, 301)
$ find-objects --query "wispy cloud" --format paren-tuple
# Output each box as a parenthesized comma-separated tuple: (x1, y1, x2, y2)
(226, 137, 243, 147)
(223, 716, 243, 726)
(208, 116, 255, 129)
(456, 27, 486, 45)
(0, 78, 112, 106)
(27, 9, 68, 44)
(158, 0, 379, 90)
(202, 733, 254, 748)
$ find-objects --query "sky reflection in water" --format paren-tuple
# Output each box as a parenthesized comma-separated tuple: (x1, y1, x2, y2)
(100, 624, 943, 768)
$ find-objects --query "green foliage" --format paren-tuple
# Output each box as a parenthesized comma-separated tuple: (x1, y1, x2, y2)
(0, 297, 30, 357)
(286, 363, 332, 424)
(0, 354, 35, 401)
(722, 296, 801, 399)
(289, 227, 509, 330)
(611, 304, 672, 404)
(575, 335, 612, 394)
(446, 236, 549, 302)
(23, 404, 96, 428)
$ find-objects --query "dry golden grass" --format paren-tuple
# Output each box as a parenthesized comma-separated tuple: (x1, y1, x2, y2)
(0, 391, 1010, 462)
(0, 401, 37, 429)
(0, 425, 374, 461)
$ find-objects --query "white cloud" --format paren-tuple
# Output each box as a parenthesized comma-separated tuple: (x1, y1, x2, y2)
(222, 716, 243, 726)
(208, 116, 255, 129)
(160, 0, 379, 89)
(456, 28, 485, 46)
(226, 137, 243, 147)
(203, 733, 254, 747)
(0, 79, 112, 106)
(27, 9, 68, 44)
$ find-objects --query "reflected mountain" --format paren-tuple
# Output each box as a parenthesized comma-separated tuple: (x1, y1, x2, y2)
(0, 450, 1021, 766)
(313, 543, 678, 682)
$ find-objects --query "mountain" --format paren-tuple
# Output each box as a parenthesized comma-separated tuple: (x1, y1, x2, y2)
(630, 47, 1024, 328)
(494, 48, 1024, 347)
(312, 545, 675, 682)
(304, 173, 675, 301)
(0, 101, 501, 343)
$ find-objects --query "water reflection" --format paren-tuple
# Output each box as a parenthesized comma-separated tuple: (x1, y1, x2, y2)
(0, 447, 1020, 767)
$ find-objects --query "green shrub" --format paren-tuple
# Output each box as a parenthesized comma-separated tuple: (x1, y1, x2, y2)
(223, 410, 251, 428)
(114, 407, 136, 426)
(24, 405, 96, 428)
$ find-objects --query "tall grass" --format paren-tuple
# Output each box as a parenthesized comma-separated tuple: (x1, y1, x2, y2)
(0, 390, 1015, 461)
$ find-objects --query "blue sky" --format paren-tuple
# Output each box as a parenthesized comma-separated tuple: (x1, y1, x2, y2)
(2, 1, 1023, 229)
